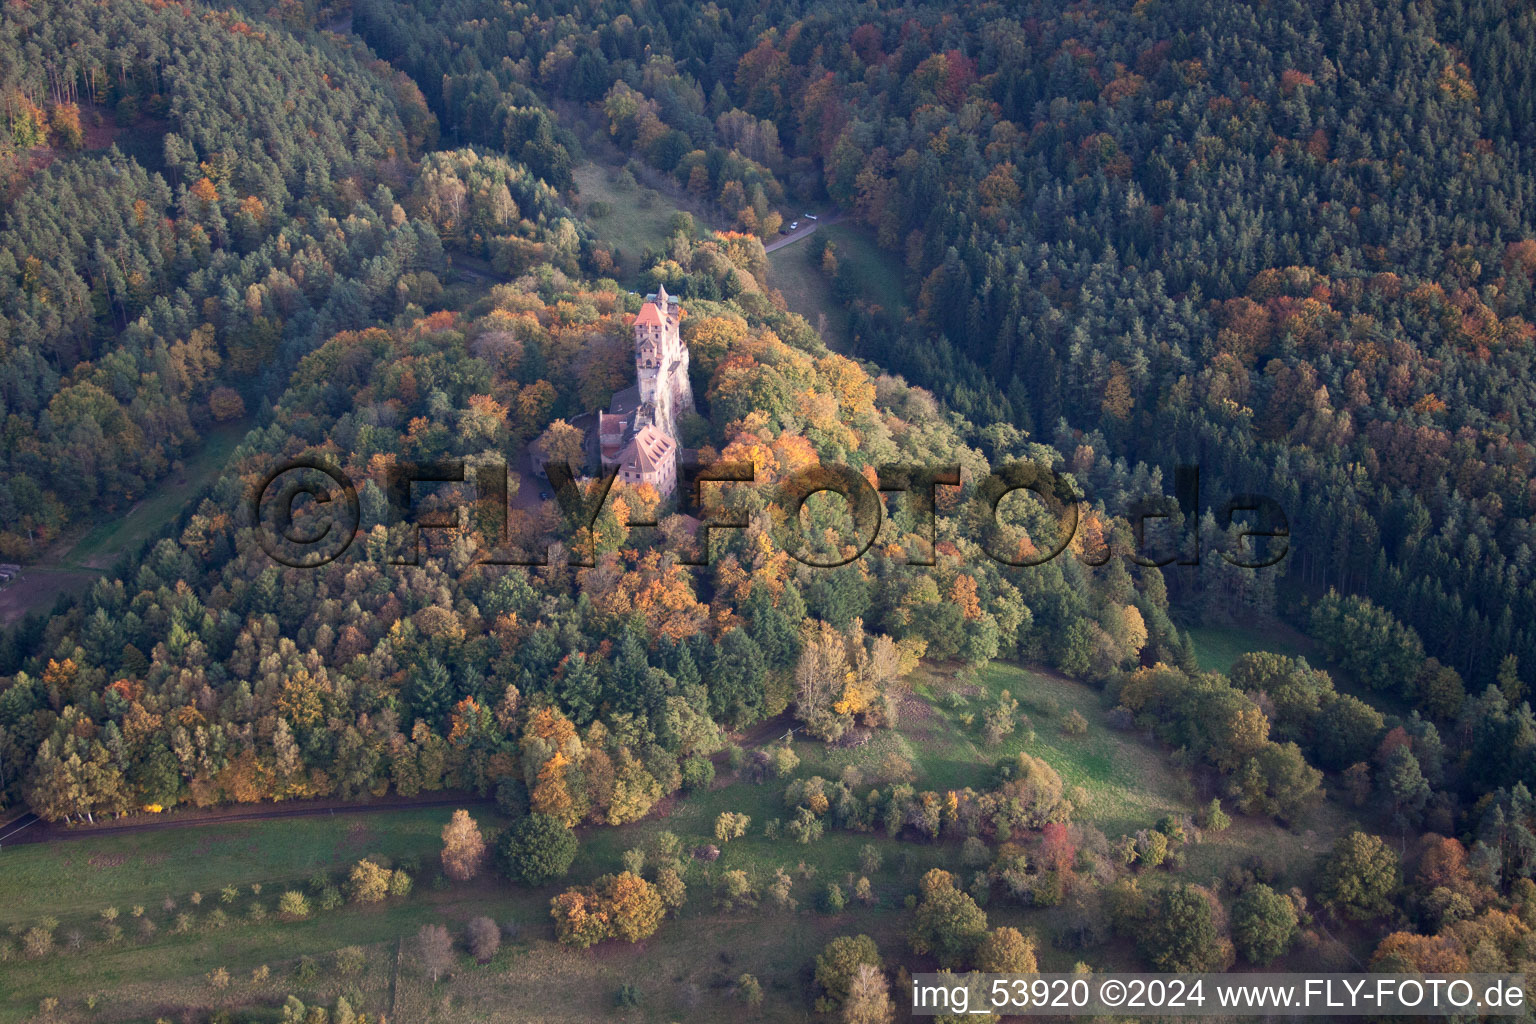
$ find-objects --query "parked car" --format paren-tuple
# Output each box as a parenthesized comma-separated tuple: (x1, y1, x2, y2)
(539, 490, 552, 501)
(789, 220, 799, 230)
(803, 213, 818, 220)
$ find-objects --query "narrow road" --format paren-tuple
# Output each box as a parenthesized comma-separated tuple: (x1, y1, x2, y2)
(0, 717, 798, 849)
(0, 794, 493, 849)
(764, 214, 842, 253)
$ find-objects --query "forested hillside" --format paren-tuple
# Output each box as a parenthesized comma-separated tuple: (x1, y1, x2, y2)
(351, 0, 1536, 696)
(2, 210, 1169, 823)
(10, 0, 1536, 1009)
(0, 0, 437, 554)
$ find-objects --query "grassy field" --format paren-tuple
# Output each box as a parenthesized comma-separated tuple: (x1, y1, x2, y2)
(61, 418, 251, 571)
(571, 162, 721, 281)
(767, 221, 905, 350)
(0, 418, 252, 625)
(1187, 617, 1313, 674)
(0, 658, 1357, 1023)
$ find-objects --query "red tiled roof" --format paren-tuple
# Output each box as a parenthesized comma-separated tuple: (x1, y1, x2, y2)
(635, 301, 664, 328)
(623, 425, 675, 473)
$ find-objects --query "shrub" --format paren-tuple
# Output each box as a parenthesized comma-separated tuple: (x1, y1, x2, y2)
(277, 891, 310, 920)
(821, 883, 847, 913)
(982, 690, 1020, 745)
(767, 868, 797, 911)
(656, 867, 688, 912)
(880, 752, 915, 782)
(23, 927, 53, 958)
(388, 870, 413, 898)
(961, 836, 990, 868)
(1203, 798, 1232, 832)
(714, 811, 751, 842)
(347, 860, 392, 903)
(714, 870, 759, 912)
(333, 946, 366, 976)
(1136, 829, 1169, 869)
(1062, 710, 1089, 735)
(680, 754, 715, 792)
(736, 973, 764, 1006)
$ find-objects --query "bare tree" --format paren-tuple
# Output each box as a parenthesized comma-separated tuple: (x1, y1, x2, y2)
(466, 916, 501, 962)
(415, 924, 454, 984)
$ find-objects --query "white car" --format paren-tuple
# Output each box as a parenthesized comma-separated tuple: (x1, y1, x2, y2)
(789, 221, 799, 230)
(804, 213, 818, 220)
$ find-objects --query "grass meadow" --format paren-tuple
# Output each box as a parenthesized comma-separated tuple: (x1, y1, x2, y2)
(1187, 619, 1313, 675)
(0, 662, 1352, 1023)
(766, 221, 905, 351)
(570, 163, 719, 281)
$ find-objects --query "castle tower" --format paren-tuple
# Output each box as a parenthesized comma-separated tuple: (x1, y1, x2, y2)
(632, 283, 692, 441)
(592, 284, 695, 498)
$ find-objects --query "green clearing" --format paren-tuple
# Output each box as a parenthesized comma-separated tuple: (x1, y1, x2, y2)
(59, 418, 251, 571)
(0, 808, 449, 927)
(767, 220, 905, 349)
(0, 418, 252, 626)
(571, 162, 720, 281)
(0, 659, 1355, 1022)
(1187, 617, 1313, 675)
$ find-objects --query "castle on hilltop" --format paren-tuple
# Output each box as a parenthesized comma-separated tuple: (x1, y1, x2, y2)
(596, 283, 694, 497)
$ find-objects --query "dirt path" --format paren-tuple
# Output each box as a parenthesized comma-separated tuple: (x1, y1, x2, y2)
(0, 792, 494, 849)
(0, 567, 104, 626)
(1, 713, 801, 850)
